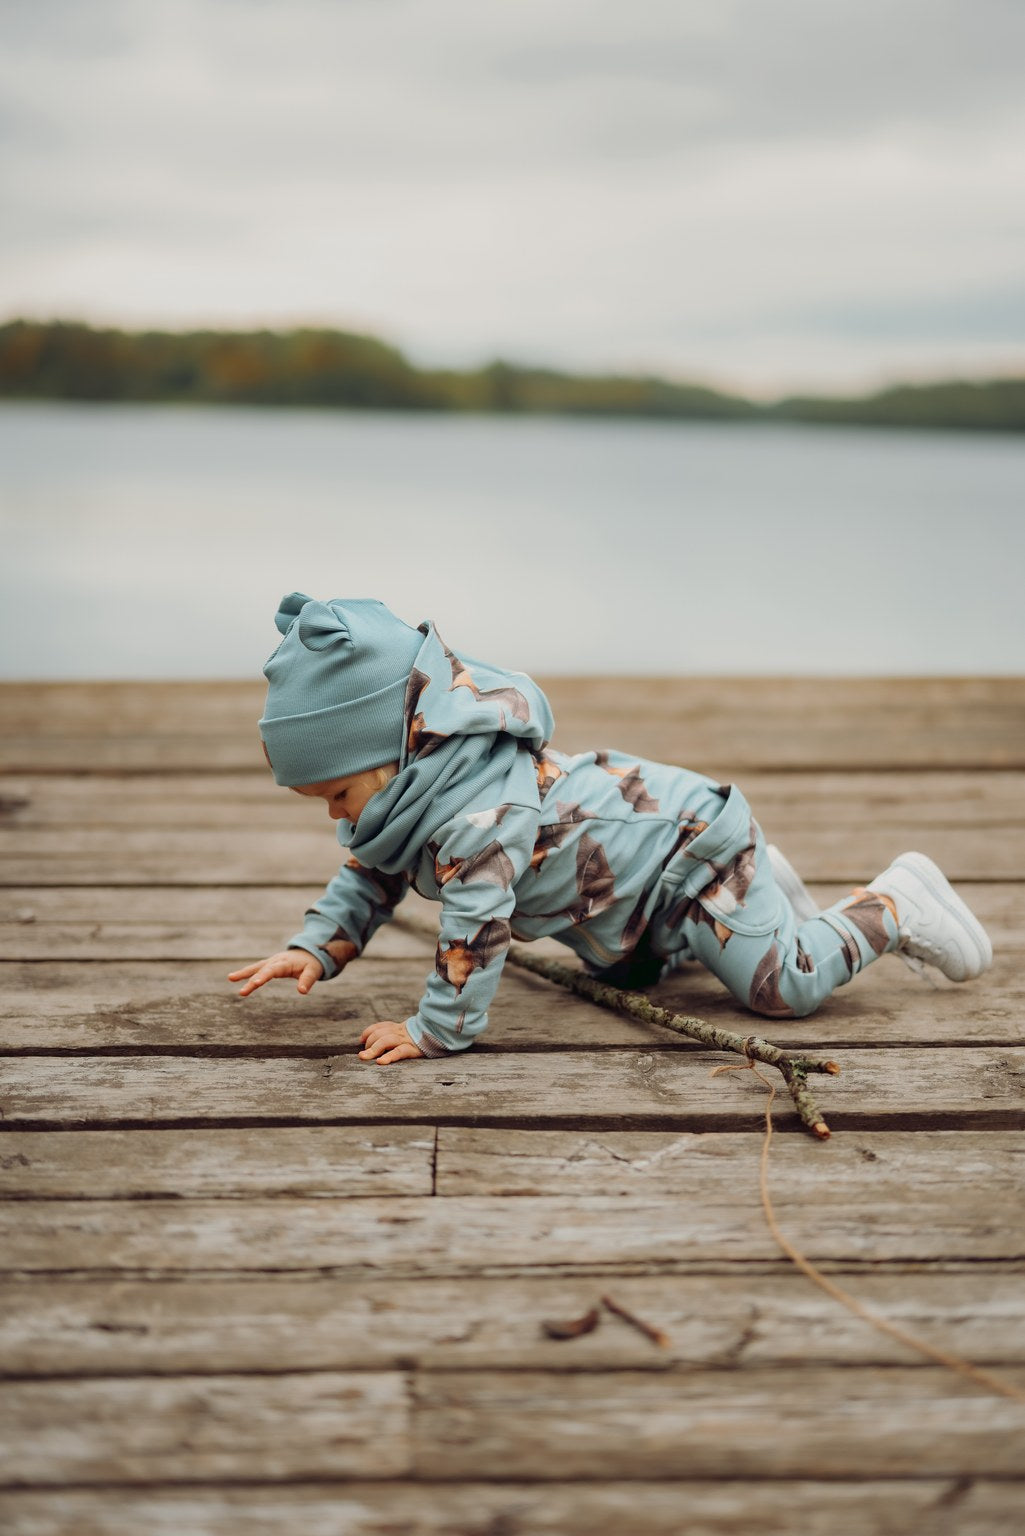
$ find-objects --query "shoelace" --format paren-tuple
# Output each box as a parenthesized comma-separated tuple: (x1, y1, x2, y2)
(894, 917, 950, 986)
(895, 947, 944, 987)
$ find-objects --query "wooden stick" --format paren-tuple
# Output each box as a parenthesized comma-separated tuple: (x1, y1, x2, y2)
(601, 1293, 671, 1348)
(393, 915, 838, 1137)
(504, 945, 838, 1139)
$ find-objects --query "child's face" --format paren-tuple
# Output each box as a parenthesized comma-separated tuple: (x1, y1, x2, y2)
(291, 764, 397, 825)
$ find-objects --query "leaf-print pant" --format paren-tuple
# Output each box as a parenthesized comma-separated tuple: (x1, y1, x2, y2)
(650, 784, 900, 1019)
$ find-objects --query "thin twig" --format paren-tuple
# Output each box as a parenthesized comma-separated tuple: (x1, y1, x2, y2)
(743, 1055, 1025, 1405)
(601, 1292, 671, 1348)
(393, 912, 838, 1136)
(504, 945, 838, 1138)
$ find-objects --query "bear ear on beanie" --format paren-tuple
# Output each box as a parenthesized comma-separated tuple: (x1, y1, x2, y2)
(274, 593, 354, 652)
(274, 592, 313, 636)
(297, 601, 353, 652)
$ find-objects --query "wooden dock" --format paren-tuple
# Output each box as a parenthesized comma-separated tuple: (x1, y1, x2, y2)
(1, 677, 1024, 1535)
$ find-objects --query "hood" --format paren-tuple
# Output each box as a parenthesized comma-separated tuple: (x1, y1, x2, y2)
(345, 620, 554, 874)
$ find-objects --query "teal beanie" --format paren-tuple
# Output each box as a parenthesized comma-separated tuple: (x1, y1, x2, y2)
(259, 593, 423, 786)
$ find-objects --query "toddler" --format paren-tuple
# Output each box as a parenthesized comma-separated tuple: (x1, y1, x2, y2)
(229, 594, 993, 1063)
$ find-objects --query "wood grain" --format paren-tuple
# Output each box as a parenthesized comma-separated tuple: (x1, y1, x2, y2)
(2, 675, 1022, 1522)
(2, 951, 1022, 1050)
(0, 1125, 433, 1198)
(1, 1365, 1023, 1488)
(2, 1479, 1017, 1536)
(2, 1047, 1023, 1128)
(3, 1269, 1022, 1376)
(409, 1366, 1025, 1479)
(4, 677, 1023, 770)
(0, 1372, 410, 1485)
(5, 768, 1023, 829)
(2, 1184, 1021, 1277)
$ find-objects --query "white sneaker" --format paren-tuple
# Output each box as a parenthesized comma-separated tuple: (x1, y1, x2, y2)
(766, 843, 820, 923)
(867, 852, 993, 982)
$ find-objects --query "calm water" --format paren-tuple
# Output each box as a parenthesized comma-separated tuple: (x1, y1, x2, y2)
(2, 402, 1024, 678)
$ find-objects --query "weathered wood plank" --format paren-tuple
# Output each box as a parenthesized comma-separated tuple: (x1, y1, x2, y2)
(0, 904, 431, 960)
(3, 1125, 1011, 1204)
(432, 1126, 1025, 1199)
(4, 678, 1023, 771)
(0, 827, 343, 887)
(1, 1048, 1022, 1129)
(1, 951, 1021, 1050)
(0, 922, 426, 960)
(2, 1266, 1023, 1376)
(5, 768, 1024, 829)
(2, 1176, 1022, 1277)
(0, 1372, 410, 1486)
(0, 1126, 433, 1198)
(4, 823, 1022, 884)
(410, 1367, 1025, 1480)
(2, 1479, 1015, 1536)
(6, 1367, 1019, 1485)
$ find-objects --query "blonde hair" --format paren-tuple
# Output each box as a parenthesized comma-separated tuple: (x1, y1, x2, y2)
(368, 763, 400, 793)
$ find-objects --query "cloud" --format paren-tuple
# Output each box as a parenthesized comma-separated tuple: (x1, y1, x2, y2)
(0, 0, 1023, 389)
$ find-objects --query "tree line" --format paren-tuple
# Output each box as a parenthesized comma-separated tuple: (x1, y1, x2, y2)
(1, 318, 1022, 431)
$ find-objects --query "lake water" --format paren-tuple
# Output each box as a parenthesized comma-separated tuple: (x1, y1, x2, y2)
(2, 402, 1024, 678)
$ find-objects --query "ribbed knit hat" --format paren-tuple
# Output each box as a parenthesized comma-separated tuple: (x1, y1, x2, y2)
(259, 593, 424, 786)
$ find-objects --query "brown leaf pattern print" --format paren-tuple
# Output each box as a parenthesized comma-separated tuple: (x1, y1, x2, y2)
(671, 814, 710, 859)
(620, 891, 652, 955)
(571, 832, 617, 921)
(529, 801, 595, 871)
(701, 830, 758, 920)
(432, 839, 516, 890)
(594, 752, 661, 814)
(441, 639, 532, 726)
(403, 665, 450, 757)
(840, 890, 893, 956)
(407, 711, 448, 758)
(436, 919, 512, 994)
(795, 939, 816, 974)
(535, 752, 565, 800)
(403, 668, 430, 753)
(749, 941, 795, 1017)
(663, 894, 733, 949)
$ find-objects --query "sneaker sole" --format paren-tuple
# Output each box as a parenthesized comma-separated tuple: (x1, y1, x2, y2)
(891, 852, 993, 978)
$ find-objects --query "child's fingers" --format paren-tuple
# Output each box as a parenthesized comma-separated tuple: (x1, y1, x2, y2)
(358, 1023, 406, 1060)
(296, 960, 321, 994)
(358, 1025, 424, 1064)
(227, 964, 261, 981)
(235, 974, 272, 997)
(373, 1042, 424, 1065)
(358, 1035, 391, 1060)
(359, 1020, 400, 1046)
(233, 957, 301, 997)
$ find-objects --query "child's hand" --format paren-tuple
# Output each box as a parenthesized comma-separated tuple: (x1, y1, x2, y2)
(358, 1020, 426, 1065)
(228, 949, 325, 997)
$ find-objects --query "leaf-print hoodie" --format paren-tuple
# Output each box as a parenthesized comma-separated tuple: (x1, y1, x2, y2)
(289, 621, 744, 1055)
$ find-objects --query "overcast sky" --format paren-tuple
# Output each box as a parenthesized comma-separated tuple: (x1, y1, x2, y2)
(1, 0, 1023, 393)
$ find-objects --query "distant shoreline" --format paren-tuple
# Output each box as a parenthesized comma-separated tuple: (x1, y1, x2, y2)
(2, 318, 1023, 432)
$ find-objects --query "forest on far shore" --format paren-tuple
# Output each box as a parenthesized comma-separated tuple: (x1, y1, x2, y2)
(2, 318, 1022, 432)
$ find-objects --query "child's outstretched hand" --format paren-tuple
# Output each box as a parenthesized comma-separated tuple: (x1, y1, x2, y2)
(358, 1020, 425, 1065)
(228, 949, 325, 997)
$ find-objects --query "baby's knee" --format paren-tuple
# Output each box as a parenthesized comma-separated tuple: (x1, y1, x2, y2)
(747, 990, 822, 1021)
(747, 948, 833, 1019)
